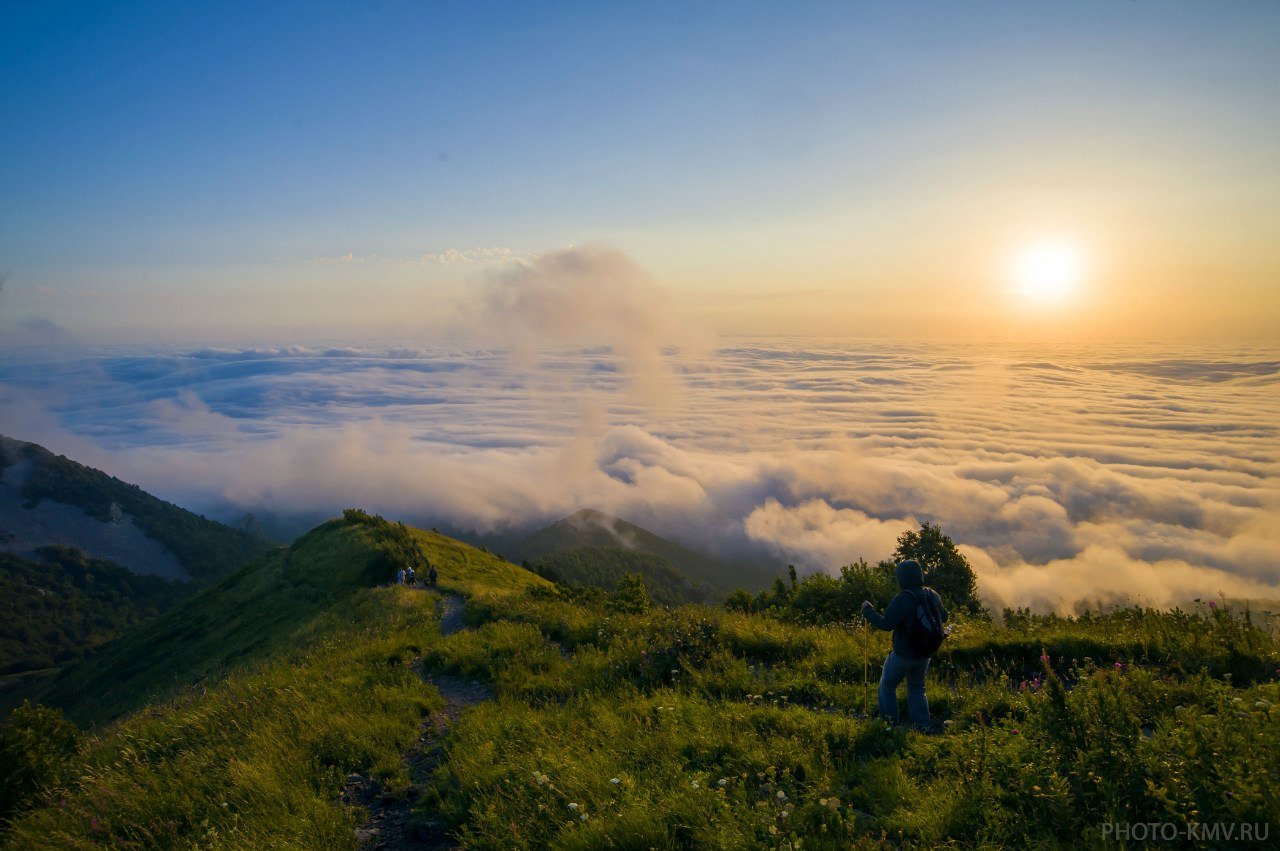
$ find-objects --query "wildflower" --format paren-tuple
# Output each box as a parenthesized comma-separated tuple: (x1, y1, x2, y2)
(610, 777, 620, 785)
(718, 778, 728, 787)
(1208, 600, 1217, 609)
(1114, 662, 1123, 670)
(568, 802, 579, 811)
(535, 773, 550, 786)
(1011, 728, 1021, 735)
(691, 781, 700, 789)
(580, 813, 589, 822)
(1040, 653, 1050, 664)
(776, 790, 787, 801)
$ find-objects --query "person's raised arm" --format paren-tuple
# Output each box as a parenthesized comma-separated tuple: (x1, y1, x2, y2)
(863, 593, 914, 631)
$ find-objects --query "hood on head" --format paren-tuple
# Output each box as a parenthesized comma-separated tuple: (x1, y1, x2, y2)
(895, 559, 924, 589)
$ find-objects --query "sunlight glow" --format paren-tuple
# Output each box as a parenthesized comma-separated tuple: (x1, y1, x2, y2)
(1011, 240, 1086, 303)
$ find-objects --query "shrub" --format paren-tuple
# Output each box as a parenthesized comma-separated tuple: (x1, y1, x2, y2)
(0, 701, 85, 826)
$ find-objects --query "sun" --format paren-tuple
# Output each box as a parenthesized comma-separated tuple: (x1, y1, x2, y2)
(1010, 240, 1086, 303)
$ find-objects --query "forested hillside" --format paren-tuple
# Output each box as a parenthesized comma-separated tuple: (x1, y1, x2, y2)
(1, 436, 271, 585)
(0, 548, 186, 677)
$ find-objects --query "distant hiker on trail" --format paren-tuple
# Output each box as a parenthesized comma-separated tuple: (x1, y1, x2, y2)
(406, 565, 416, 585)
(395, 567, 406, 586)
(861, 559, 948, 731)
(427, 564, 438, 587)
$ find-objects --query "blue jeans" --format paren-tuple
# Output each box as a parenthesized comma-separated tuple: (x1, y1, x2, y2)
(878, 651, 931, 729)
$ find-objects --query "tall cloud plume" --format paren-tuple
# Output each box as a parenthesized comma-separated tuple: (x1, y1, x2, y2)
(473, 244, 704, 404)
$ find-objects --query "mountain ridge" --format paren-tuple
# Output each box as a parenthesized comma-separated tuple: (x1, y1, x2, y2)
(515, 507, 779, 597)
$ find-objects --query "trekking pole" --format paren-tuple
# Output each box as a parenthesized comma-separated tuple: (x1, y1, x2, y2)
(862, 619, 869, 718)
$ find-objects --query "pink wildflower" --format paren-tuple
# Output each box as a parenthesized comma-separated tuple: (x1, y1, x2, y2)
(1208, 600, 1217, 609)
(1114, 661, 1123, 669)
(1040, 653, 1050, 664)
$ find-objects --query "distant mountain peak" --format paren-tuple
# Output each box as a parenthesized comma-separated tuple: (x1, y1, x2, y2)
(517, 508, 779, 596)
(559, 508, 638, 548)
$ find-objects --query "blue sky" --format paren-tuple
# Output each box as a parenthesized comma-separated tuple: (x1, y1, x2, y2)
(2, 1, 1279, 339)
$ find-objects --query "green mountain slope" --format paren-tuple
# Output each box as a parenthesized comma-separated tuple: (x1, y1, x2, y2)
(24, 510, 548, 726)
(517, 508, 778, 595)
(0, 434, 271, 585)
(0, 510, 532, 843)
(529, 545, 713, 606)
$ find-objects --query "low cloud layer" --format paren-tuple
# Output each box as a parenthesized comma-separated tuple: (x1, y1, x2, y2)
(1, 271, 1276, 612)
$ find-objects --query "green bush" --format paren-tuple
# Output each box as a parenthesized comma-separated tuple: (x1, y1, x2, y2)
(0, 701, 85, 827)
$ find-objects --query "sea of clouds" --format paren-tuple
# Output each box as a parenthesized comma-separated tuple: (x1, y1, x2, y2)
(1, 248, 1277, 612)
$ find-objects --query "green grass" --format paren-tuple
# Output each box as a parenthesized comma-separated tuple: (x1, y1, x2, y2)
(4, 516, 1277, 849)
(410, 526, 553, 599)
(16, 515, 549, 728)
(4, 586, 445, 848)
(423, 588, 1280, 849)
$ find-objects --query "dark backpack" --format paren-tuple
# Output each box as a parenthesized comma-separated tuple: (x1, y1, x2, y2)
(903, 588, 946, 656)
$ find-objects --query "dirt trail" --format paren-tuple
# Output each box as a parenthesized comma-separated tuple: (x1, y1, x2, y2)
(348, 592, 493, 850)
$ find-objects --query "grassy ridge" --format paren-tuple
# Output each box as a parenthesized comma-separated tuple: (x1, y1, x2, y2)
(2, 515, 550, 847)
(4, 517, 1277, 849)
(27, 515, 548, 727)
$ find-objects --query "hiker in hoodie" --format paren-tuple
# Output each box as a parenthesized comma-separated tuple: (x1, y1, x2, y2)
(861, 559, 948, 730)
